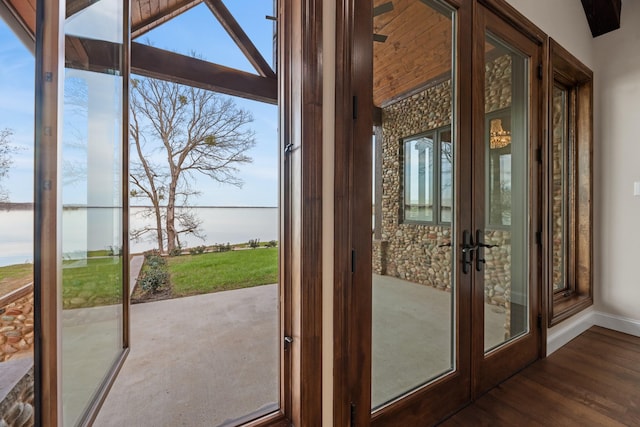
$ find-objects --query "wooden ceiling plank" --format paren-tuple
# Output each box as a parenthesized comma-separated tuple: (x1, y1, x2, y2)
(131, 42, 277, 104)
(203, 0, 275, 79)
(66, 0, 100, 19)
(4, 0, 36, 37)
(132, 0, 201, 39)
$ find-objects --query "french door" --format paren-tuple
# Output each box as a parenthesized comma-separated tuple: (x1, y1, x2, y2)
(340, 0, 543, 425)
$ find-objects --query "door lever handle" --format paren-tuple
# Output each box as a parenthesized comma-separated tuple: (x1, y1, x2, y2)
(438, 242, 452, 248)
(461, 230, 476, 274)
(475, 230, 500, 271)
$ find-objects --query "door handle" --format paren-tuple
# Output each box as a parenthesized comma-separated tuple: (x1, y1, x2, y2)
(461, 230, 477, 274)
(475, 229, 499, 272)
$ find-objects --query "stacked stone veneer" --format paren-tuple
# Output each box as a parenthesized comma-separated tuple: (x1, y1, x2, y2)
(374, 54, 515, 335)
(551, 88, 564, 291)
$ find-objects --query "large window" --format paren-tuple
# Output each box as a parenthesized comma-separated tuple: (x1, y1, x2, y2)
(402, 126, 452, 224)
(547, 38, 593, 326)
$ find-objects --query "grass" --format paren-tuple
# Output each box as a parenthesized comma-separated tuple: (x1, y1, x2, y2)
(168, 247, 278, 297)
(62, 257, 123, 308)
(0, 263, 33, 296)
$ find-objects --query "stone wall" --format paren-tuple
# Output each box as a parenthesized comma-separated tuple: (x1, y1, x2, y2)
(551, 87, 564, 291)
(375, 54, 514, 335)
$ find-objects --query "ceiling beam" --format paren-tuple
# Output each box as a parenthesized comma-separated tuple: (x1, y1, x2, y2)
(131, 42, 277, 104)
(66, 0, 100, 19)
(203, 0, 276, 79)
(0, 0, 35, 52)
(132, 0, 202, 39)
(581, 0, 622, 37)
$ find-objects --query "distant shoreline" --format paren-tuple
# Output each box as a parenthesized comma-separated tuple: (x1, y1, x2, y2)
(0, 202, 277, 211)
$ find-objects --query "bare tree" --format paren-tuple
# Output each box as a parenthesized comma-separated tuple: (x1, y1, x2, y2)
(0, 129, 17, 202)
(129, 77, 256, 254)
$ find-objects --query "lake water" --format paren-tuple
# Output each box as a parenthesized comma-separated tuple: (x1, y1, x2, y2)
(0, 206, 278, 267)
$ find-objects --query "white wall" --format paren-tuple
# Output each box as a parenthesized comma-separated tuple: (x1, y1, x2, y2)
(506, 0, 640, 329)
(593, 0, 640, 322)
(506, 0, 594, 68)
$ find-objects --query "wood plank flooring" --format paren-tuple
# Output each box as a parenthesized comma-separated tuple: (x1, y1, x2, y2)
(442, 326, 640, 426)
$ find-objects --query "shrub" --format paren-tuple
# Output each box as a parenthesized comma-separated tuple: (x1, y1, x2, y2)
(138, 267, 169, 294)
(188, 245, 206, 255)
(169, 245, 182, 257)
(248, 238, 260, 249)
(266, 240, 277, 248)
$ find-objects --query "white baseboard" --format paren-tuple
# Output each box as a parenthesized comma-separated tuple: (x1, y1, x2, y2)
(546, 308, 640, 356)
(593, 311, 640, 338)
(546, 308, 595, 356)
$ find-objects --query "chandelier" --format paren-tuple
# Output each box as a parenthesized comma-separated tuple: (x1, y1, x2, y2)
(489, 119, 511, 149)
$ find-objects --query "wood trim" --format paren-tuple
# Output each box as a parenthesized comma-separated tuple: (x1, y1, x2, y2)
(131, 0, 201, 39)
(280, 0, 323, 425)
(547, 38, 594, 328)
(477, 0, 546, 45)
(334, 0, 375, 424)
(471, 2, 544, 396)
(34, 0, 64, 424)
(131, 42, 278, 104)
(203, 0, 276, 79)
(0, 0, 35, 49)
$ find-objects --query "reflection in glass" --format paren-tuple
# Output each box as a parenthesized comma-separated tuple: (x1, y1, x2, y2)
(404, 135, 434, 222)
(552, 85, 568, 292)
(62, 1, 125, 425)
(483, 35, 529, 352)
(372, 0, 455, 409)
(440, 130, 453, 223)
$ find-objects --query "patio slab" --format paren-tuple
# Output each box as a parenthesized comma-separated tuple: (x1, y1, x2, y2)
(94, 277, 506, 426)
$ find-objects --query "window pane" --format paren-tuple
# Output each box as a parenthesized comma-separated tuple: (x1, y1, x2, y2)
(552, 85, 568, 292)
(440, 130, 453, 223)
(404, 136, 434, 223)
(372, 0, 456, 409)
(62, 1, 125, 424)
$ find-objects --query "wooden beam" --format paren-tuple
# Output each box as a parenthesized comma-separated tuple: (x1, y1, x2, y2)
(131, 0, 201, 39)
(203, 0, 276, 79)
(66, 0, 100, 18)
(65, 35, 121, 73)
(131, 42, 277, 104)
(580, 0, 621, 37)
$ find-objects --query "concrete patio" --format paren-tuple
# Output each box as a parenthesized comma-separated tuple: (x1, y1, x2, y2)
(93, 276, 505, 426)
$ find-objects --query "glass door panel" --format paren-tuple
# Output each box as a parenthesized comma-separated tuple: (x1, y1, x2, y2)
(61, 0, 126, 424)
(371, 0, 457, 410)
(472, 4, 541, 396)
(482, 35, 529, 352)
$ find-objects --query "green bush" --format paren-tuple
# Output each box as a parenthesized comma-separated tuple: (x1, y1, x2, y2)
(188, 245, 207, 255)
(139, 249, 169, 294)
(266, 240, 277, 248)
(138, 267, 169, 294)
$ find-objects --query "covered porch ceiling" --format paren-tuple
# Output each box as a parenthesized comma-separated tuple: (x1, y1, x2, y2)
(0, 0, 622, 107)
(0, 0, 277, 104)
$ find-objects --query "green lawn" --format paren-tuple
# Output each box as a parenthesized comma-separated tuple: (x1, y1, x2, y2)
(168, 248, 278, 297)
(0, 263, 33, 296)
(62, 257, 123, 308)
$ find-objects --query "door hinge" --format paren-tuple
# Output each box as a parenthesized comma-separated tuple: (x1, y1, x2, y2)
(536, 147, 542, 163)
(537, 313, 543, 329)
(537, 63, 543, 80)
(353, 95, 358, 119)
(284, 335, 293, 350)
(351, 249, 356, 273)
(535, 231, 542, 245)
(350, 402, 356, 426)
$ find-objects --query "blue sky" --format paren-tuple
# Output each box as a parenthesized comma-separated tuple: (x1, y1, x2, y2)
(0, 1, 278, 207)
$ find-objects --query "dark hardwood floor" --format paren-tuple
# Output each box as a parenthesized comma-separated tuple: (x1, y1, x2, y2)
(442, 326, 640, 426)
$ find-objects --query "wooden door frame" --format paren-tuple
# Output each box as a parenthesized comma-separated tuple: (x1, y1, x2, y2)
(334, 0, 475, 425)
(336, 0, 548, 425)
(471, 0, 546, 397)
